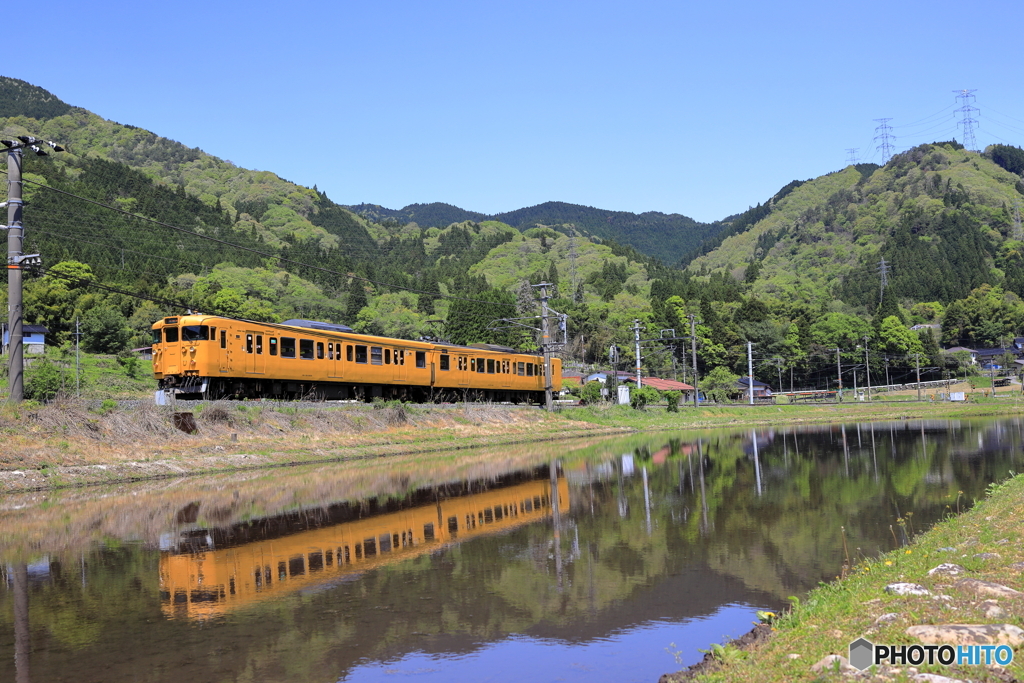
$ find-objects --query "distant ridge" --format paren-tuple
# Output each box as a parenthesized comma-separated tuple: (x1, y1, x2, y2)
(346, 200, 718, 265)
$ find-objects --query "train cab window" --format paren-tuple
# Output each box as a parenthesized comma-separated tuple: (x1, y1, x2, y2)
(164, 327, 179, 343)
(526, 363, 534, 376)
(317, 342, 324, 359)
(256, 335, 263, 354)
(246, 334, 254, 353)
(220, 330, 227, 349)
(415, 351, 426, 368)
(355, 345, 367, 363)
(152, 329, 162, 345)
(269, 337, 278, 356)
(439, 354, 449, 371)
(281, 337, 296, 358)
(371, 347, 383, 365)
(385, 349, 392, 364)
(182, 325, 209, 342)
(486, 359, 495, 373)
(299, 339, 314, 359)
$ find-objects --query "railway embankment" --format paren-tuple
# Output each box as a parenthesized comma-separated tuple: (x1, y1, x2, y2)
(658, 472, 1024, 682)
(0, 399, 627, 493)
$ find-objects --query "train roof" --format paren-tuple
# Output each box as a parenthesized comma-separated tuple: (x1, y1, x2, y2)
(280, 319, 354, 333)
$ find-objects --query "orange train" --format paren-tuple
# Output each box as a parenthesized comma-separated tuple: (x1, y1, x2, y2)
(161, 475, 570, 621)
(151, 315, 561, 402)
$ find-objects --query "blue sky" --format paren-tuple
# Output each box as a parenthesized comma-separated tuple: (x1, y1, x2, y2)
(9, 0, 1024, 223)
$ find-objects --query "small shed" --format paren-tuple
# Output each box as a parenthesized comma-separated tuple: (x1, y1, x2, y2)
(2, 324, 49, 354)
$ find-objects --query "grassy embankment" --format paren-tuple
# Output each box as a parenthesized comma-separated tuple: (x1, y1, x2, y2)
(660, 472, 1024, 682)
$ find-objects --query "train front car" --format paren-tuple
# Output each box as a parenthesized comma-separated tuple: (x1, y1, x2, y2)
(151, 315, 220, 398)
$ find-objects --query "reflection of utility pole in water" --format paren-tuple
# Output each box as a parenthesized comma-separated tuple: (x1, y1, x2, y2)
(14, 563, 30, 683)
(642, 466, 652, 535)
(751, 429, 762, 496)
(782, 431, 789, 467)
(550, 460, 562, 590)
(841, 425, 850, 477)
(697, 441, 709, 535)
(870, 423, 878, 480)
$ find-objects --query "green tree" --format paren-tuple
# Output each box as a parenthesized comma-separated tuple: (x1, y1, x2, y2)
(702, 366, 740, 403)
(877, 316, 924, 356)
(82, 306, 133, 354)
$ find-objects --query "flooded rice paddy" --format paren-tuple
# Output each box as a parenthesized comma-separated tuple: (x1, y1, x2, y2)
(2, 418, 1023, 683)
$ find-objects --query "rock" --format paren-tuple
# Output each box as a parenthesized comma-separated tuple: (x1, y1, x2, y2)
(927, 563, 966, 577)
(786, 653, 801, 660)
(911, 674, 969, 683)
(996, 538, 1009, 545)
(906, 623, 1024, 646)
(972, 552, 1000, 560)
(979, 600, 1006, 619)
(863, 598, 882, 605)
(1009, 562, 1024, 572)
(936, 547, 956, 552)
(874, 612, 901, 625)
(809, 654, 855, 673)
(954, 578, 1022, 599)
(885, 582, 931, 596)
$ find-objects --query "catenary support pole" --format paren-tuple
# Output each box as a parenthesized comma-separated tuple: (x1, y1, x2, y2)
(6, 147, 25, 402)
(747, 341, 754, 405)
(688, 313, 699, 408)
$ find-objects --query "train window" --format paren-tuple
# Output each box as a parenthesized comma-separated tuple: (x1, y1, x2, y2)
(210, 327, 217, 341)
(164, 327, 179, 343)
(385, 349, 391, 364)
(355, 544, 363, 560)
(526, 363, 533, 376)
(308, 551, 323, 572)
(317, 342, 324, 359)
(347, 345, 354, 362)
(470, 358, 476, 371)
(327, 343, 334, 360)
(416, 351, 426, 368)
(477, 358, 485, 373)
(289, 556, 305, 577)
(220, 330, 227, 349)
(299, 339, 314, 359)
(424, 522, 435, 541)
(355, 345, 367, 363)
(256, 335, 263, 354)
(518, 362, 525, 375)
(398, 350, 405, 365)
(269, 337, 278, 356)
(370, 347, 383, 365)
(363, 537, 377, 556)
(182, 325, 209, 341)
(439, 354, 449, 371)
(447, 516, 458, 533)
(325, 550, 333, 567)
(379, 533, 391, 552)
(502, 360, 509, 374)
(494, 505, 503, 520)
(278, 561, 287, 580)
(281, 337, 296, 358)
(487, 359, 495, 373)
(152, 329, 162, 345)
(246, 334, 254, 353)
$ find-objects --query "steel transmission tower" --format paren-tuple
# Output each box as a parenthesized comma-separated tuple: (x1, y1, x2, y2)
(873, 119, 896, 163)
(878, 257, 891, 304)
(845, 148, 860, 165)
(1014, 200, 1023, 241)
(953, 89, 980, 151)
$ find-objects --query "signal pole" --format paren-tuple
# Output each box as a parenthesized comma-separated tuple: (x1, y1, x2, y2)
(3, 136, 61, 402)
(688, 313, 699, 409)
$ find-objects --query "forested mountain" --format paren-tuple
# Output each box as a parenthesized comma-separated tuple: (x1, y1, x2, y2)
(5, 74, 1024, 395)
(348, 200, 717, 265)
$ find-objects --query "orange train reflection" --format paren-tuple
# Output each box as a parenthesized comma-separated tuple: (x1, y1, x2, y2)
(160, 476, 570, 620)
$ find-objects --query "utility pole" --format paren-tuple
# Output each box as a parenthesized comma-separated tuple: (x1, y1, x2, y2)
(632, 319, 642, 388)
(536, 282, 554, 411)
(915, 353, 922, 402)
(835, 348, 843, 401)
(74, 318, 81, 397)
(863, 336, 872, 401)
(747, 341, 754, 405)
(688, 313, 699, 409)
(3, 135, 61, 402)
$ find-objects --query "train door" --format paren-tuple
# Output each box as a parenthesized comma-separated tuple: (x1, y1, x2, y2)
(327, 341, 344, 379)
(393, 349, 408, 382)
(216, 328, 232, 373)
(245, 331, 266, 374)
(501, 358, 512, 388)
(456, 355, 470, 386)
(162, 323, 181, 376)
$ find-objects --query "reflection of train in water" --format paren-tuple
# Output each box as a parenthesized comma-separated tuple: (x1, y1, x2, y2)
(150, 315, 561, 402)
(160, 476, 570, 620)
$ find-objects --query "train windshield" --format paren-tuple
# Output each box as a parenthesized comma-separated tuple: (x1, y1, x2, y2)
(182, 325, 210, 341)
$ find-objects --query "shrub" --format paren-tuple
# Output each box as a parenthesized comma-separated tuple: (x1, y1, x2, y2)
(580, 381, 603, 405)
(663, 390, 682, 412)
(630, 385, 662, 410)
(24, 358, 66, 402)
